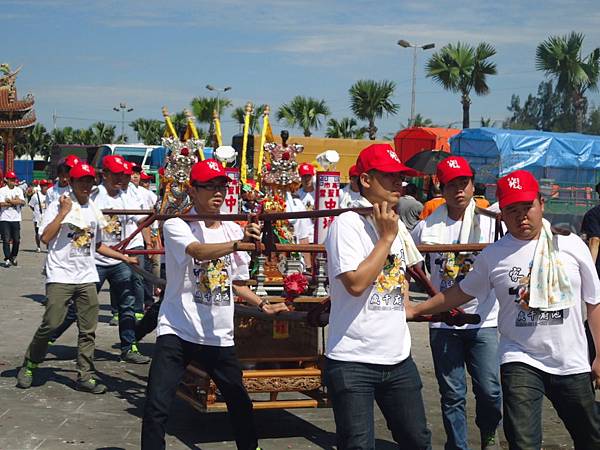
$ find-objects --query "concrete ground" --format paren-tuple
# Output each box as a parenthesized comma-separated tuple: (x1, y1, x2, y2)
(0, 209, 595, 449)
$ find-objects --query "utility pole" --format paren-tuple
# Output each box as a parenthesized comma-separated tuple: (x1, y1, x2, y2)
(113, 102, 134, 143)
(397, 40, 435, 127)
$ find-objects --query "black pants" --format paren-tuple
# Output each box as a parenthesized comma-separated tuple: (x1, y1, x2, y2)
(0, 220, 20, 260)
(141, 334, 258, 450)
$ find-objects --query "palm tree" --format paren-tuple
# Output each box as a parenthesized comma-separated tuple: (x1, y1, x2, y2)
(231, 104, 267, 134)
(349, 80, 399, 140)
(325, 117, 368, 139)
(15, 123, 53, 160)
(89, 122, 117, 144)
(426, 42, 497, 129)
(401, 113, 434, 129)
(276, 96, 330, 137)
(51, 127, 76, 145)
(130, 118, 165, 145)
(191, 96, 232, 145)
(536, 32, 600, 133)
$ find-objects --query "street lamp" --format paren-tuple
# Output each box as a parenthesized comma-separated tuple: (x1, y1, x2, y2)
(397, 39, 435, 127)
(205, 84, 232, 118)
(113, 102, 134, 143)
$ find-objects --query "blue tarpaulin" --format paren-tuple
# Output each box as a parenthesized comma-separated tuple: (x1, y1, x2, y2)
(449, 128, 600, 185)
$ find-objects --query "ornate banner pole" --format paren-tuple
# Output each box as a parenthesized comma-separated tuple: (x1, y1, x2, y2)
(240, 101, 252, 183)
(256, 105, 270, 190)
(161, 106, 178, 138)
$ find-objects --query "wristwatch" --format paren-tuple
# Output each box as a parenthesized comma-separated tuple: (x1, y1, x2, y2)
(257, 299, 270, 311)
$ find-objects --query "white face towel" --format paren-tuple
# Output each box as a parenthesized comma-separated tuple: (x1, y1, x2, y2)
(350, 196, 423, 268)
(421, 198, 481, 247)
(61, 194, 108, 230)
(528, 218, 574, 311)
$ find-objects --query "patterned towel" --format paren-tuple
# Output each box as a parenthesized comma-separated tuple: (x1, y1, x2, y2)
(421, 198, 481, 247)
(528, 219, 574, 311)
(62, 194, 108, 230)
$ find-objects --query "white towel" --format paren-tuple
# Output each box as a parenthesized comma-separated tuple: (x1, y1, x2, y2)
(421, 198, 481, 247)
(528, 219, 574, 311)
(61, 194, 107, 230)
(351, 197, 423, 267)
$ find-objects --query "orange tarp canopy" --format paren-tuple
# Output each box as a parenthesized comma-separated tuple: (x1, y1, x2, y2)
(394, 127, 460, 162)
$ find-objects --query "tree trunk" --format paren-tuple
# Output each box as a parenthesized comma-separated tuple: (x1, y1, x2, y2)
(574, 91, 585, 133)
(368, 119, 377, 140)
(303, 128, 311, 137)
(461, 94, 471, 129)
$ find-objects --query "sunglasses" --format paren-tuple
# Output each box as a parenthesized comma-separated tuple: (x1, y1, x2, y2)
(193, 183, 228, 191)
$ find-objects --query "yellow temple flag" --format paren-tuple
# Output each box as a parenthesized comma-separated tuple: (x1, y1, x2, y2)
(164, 116, 178, 138)
(215, 117, 223, 148)
(240, 102, 252, 183)
(256, 114, 269, 190)
(265, 118, 274, 142)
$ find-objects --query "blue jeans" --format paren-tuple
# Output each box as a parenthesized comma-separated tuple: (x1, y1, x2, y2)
(324, 356, 431, 450)
(501, 362, 600, 450)
(429, 327, 502, 450)
(51, 263, 137, 352)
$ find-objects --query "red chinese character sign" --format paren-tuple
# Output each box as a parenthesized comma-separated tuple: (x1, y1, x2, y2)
(220, 168, 240, 214)
(314, 171, 340, 244)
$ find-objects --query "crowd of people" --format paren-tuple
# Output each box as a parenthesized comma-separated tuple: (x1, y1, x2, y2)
(1, 142, 599, 450)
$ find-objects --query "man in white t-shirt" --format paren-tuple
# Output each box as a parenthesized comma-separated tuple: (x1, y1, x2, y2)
(141, 158, 288, 450)
(28, 179, 50, 252)
(0, 170, 26, 267)
(411, 156, 502, 450)
(324, 143, 431, 449)
(45, 154, 80, 208)
(297, 162, 316, 210)
(339, 164, 361, 209)
(411, 169, 600, 449)
(16, 163, 138, 394)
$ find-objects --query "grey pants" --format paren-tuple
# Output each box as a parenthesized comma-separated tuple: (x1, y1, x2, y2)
(25, 282, 99, 381)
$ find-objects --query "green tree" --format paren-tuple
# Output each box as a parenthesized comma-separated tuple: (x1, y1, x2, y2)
(130, 118, 165, 145)
(400, 113, 434, 129)
(50, 127, 76, 145)
(586, 106, 600, 135)
(231, 104, 267, 134)
(349, 80, 398, 140)
(191, 96, 232, 144)
(536, 31, 600, 133)
(325, 117, 368, 139)
(88, 122, 117, 144)
(276, 96, 330, 137)
(426, 42, 497, 129)
(14, 123, 53, 160)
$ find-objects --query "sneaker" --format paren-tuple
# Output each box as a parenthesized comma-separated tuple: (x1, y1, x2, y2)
(481, 432, 499, 450)
(16, 361, 37, 389)
(121, 345, 150, 364)
(109, 313, 119, 326)
(10, 258, 17, 266)
(76, 378, 107, 394)
(135, 312, 144, 321)
(3, 259, 10, 268)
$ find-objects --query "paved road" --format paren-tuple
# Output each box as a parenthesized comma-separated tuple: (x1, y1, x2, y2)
(0, 209, 592, 449)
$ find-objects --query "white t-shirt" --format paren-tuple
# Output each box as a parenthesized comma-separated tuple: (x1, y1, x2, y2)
(460, 232, 600, 375)
(91, 185, 126, 266)
(29, 191, 47, 224)
(298, 188, 315, 210)
(157, 216, 249, 346)
(38, 199, 101, 284)
(325, 211, 412, 365)
(0, 185, 25, 222)
(122, 184, 145, 249)
(138, 185, 158, 209)
(412, 214, 500, 329)
(45, 184, 71, 209)
(339, 185, 361, 209)
(285, 192, 314, 242)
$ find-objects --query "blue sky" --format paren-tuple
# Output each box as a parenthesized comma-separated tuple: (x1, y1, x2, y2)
(3, 0, 600, 142)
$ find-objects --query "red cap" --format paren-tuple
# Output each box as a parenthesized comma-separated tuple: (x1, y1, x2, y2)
(496, 170, 539, 209)
(140, 171, 153, 181)
(349, 164, 359, 178)
(39, 179, 50, 186)
(102, 155, 126, 173)
(436, 156, 473, 185)
(122, 160, 133, 175)
(190, 159, 231, 183)
(64, 154, 81, 168)
(298, 163, 315, 176)
(4, 170, 17, 179)
(70, 162, 96, 179)
(33, 179, 39, 185)
(356, 144, 411, 175)
(158, 167, 165, 176)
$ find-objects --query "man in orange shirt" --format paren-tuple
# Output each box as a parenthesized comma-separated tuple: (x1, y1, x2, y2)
(420, 184, 445, 219)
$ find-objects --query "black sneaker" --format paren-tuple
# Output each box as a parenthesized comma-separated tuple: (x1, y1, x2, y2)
(2, 259, 10, 268)
(10, 258, 17, 266)
(76, 378, 107, 394)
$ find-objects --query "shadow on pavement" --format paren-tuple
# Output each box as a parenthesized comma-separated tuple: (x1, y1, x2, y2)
(21, 293, 46, 304)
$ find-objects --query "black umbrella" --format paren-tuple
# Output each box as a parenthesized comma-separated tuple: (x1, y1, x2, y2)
(404, 150, 450, 175)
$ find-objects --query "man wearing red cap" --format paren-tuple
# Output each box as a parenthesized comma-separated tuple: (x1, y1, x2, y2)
(0, 170, 26, 266)
(297, 162, 316, 210)
(411, 156, 502, 450)
(324, 143, 431, 449)
(339, 164, 361, 209)
(45, 155, 80, 208)
(411, 169, 600, 449)
(16, 163, 140, 394)
(28, 179, 50, 252)
(142, 159, 288, 450)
